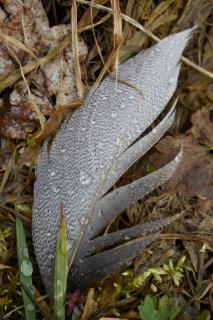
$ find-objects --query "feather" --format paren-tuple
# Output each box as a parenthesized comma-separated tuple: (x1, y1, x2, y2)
(78, 213, 182, 258)
(100, 100, 177, 196)
(32, 29, 193, 296)
(87, 150, 182, 239)
(71, 233, 160, 289)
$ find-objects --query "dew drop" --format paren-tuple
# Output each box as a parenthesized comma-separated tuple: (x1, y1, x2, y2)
(57, 280, 62, 287)
(50, 171, 56, 177)
(115, 137, 121, 146)
(125, 236, 130, 240)
(26, 303, 35, 311)
(168, 77, 174, 85)
(61, 240, 68, 256)
(21, 260, 33, 277)
(91, 119, 96, 125)
(98, 211, 103, 217)
(81, 127, 86, 132)
(152, 127, 157, 135)
(80, 172, 91, 185)
(111, 111, 117, 118)
(47, 232, 51, 237)
(60, 148, 66, 153)
(23, 248, 29, 258)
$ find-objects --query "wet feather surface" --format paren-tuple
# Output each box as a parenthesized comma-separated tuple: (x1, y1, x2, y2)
(32, 29, 192, 295)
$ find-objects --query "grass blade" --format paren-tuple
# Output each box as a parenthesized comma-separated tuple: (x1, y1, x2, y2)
(54, 204, 69, 320)
(16, 217, 36, 320)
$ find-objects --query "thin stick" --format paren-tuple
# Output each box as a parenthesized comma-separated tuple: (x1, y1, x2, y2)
(72, 0, 84, 99)
(76, 0, 213, 79)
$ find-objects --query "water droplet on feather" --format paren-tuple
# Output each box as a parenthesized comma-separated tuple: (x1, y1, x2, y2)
(98, 211, 103, 217)
(111, 111, 117, 118)
(152, 127, 157, 135)
(80, 172, 91, 185)
(115, 138, 121, 146)
(125, 236, 130, 240)
(168, 78, 174, 85)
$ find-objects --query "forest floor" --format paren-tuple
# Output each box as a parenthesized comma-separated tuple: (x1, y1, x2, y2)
(0, 1, 212, 319)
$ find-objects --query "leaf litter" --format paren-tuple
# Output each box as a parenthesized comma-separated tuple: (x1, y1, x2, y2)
(0, 0, 213, 319)
(150, 107, 213, 200)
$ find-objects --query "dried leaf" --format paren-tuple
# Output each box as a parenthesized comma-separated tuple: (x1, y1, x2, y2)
(0, 0, 87, 139)
(80, 288, 96, 320)
(151, 108, 213, 199)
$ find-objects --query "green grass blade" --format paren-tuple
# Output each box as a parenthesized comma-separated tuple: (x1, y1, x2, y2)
(54, 205, 69, 320)
(21, 283, 52, 320)
(16, 217, 36, 320)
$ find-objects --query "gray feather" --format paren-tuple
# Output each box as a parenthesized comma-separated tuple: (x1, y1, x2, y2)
(78, 213, 182, 258)
(87, 151, 182, 238)
(100, 99, 177, 196)
(32, 29, 192, 295)
(71, 233, 160, 289)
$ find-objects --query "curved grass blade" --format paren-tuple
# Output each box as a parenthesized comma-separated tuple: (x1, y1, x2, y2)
(21, 283, 52, 320)
(16, 217, 36, 320)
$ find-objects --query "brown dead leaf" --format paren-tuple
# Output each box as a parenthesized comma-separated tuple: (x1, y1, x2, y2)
(80, 288, 97, 320)
(0, 0, 87, 139)
(150, 108, 213, 200)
